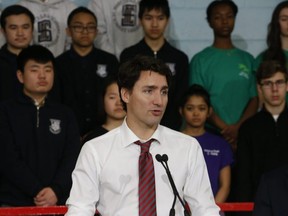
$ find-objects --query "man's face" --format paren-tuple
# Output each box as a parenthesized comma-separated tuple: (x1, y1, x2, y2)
(2, 14, 33, 53)
(121, 70, 168, 130)
(258, 72, 288, 110)
(17, 60, 54, 100)
(140, 9, 169, 41)
(279, 7, 288, 38)
(209, 4, 235, 38)
(67, 12, 97, 48)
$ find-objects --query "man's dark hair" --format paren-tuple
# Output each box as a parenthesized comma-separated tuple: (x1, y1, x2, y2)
(256, 60, 288, 84)
(0, 5, 34, 30)
(206, 0, 238, 23)
(17, 45, 55, 73)
(67, 6, 97, 26)
(179, 84, 211, 109)
(139, 0, 170, 19)
(118, 55, 172, 110)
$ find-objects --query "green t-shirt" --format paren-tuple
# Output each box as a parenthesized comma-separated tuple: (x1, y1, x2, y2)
(254, 49, 288, 72)
(189, 46, 256, 125)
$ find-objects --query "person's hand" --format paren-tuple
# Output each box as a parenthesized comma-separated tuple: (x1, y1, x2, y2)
(221, 124, 239, 151)
(34, 187, 58, 206)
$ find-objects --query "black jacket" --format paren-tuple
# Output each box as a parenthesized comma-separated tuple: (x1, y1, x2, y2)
(236, 106, 288, 203)
(0, 93, 81, 206)
(0, 44, 22, 101)
(56, 47, 119, 136)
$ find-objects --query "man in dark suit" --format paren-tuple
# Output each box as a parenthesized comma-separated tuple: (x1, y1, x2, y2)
(253, 165, 288, 216)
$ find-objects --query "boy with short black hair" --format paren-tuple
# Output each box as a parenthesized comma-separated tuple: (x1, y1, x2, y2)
(0, 5, 34, 101)
(0, 45, 81, 207)
(120, 0, 189, 131)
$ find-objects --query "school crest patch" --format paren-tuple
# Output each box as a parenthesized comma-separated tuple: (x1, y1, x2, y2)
(166, 63, 176, 76)
(49, 119, 61, 134)
(96, 64, 108, 78)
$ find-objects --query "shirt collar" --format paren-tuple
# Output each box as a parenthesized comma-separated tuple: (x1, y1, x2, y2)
(120, 118, 163, 147)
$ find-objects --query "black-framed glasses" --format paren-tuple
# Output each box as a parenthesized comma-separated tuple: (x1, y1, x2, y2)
(260, 79, 287, 89)
(70, 25, 97, 33)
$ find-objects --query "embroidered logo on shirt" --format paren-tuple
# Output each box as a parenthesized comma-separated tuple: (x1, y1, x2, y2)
(166, 63, 176, 76)
(204, 149, 220, 156)
(49, 119, 61, 134)
(96, 64, 108, 78)
(238, 64, 250, 79)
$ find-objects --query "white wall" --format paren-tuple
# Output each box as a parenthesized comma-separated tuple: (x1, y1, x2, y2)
(168, 0, 283, 60)
(0, 0, 284, 60)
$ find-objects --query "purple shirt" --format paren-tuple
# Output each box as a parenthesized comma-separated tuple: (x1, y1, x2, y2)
(195, 132, 233, 196)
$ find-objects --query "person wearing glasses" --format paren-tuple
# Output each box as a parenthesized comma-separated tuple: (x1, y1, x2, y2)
(235, 60, 288, 211)
(56, 7, 119, 137)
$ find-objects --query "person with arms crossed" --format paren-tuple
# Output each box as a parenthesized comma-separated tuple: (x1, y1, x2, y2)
(65, 55, 220, 216)
(0, 45, 81, 207)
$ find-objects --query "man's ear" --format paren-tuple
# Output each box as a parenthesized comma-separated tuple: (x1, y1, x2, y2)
(1, 27, 7, 39)
(257, 84, 263, 96)
(16, 70, 24, 84)
(179, 107, 183, 116)
(66, 27, 71, 37)
(121, 88, 130, 104)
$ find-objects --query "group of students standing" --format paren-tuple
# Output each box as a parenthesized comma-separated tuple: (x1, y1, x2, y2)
(0, 0, 288, 216)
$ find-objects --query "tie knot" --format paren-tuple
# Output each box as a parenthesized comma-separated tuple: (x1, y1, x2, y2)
(135, 139, 154, 153)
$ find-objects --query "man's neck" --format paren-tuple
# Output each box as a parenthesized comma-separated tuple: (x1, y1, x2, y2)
(144, 37, 165, 52)
(72, 44, 93, 57)
(265, 102, 286, 116)
(7, 44, 22, 56)
(24, 91, 47, 106)
(126, 117, 157, 140)
(213, 37, 234, 49)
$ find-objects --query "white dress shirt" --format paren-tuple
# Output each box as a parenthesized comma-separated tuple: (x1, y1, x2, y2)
(65, 120, 220, 216)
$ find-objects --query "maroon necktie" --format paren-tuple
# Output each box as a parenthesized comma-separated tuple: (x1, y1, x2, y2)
(135, 139, 157, 216)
